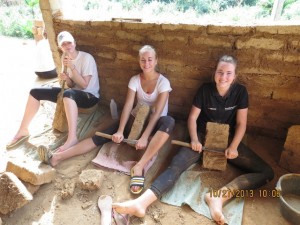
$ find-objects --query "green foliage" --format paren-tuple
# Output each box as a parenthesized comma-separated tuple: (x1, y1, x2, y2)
(0, 1, 41, 38)
(24, 0, 39, 7)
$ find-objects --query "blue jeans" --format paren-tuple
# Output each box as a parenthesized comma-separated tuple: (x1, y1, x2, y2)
(150, 142, 274, 198)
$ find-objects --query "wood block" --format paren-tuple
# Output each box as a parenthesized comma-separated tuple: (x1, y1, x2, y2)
(0, 172, 33, 215)
(128, 104, 151, 141)
(279, 125, 300, 173)
(6, 158, 56, 186)
(202, 122, 229, 171)
(78, 169, 104, 191)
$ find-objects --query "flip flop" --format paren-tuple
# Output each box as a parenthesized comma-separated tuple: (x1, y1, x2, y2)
(6, 135, 30, 149)
(130, 168, 145, 195)
(112, 209, 130, 225)
(98, 195, 113, 225)
(37, 145, 53, 167)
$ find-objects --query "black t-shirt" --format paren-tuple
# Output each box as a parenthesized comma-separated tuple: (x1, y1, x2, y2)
(193, 82, 248, 136)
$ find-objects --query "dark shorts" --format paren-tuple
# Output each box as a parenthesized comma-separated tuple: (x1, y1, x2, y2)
(30, 87, 99, 108)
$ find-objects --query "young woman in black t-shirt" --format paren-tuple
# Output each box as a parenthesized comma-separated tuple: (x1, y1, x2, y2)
(112, 55, 274, 225)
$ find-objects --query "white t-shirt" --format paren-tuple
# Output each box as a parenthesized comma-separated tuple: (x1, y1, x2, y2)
(63, 51, 100, 98)
(128, 74, 172, 117)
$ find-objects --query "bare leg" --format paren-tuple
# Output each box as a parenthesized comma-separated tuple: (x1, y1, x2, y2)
(205, 187, 233, 225)
(11, 95, 40, 139)
(112, 189, 157, 217)
(131, 131, 169, 192)
(58, 97, 79, 151)
(50, 138, 96, 166)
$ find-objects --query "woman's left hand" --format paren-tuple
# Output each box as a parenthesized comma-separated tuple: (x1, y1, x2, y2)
(225, 148, 238, 159)
(135, 137, 148, 150)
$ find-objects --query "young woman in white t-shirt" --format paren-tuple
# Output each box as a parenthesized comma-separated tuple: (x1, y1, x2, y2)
(7, 31, 100, 152)
(38, 45, 175, 195)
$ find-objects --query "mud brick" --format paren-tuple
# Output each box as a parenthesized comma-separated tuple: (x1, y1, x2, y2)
(279, 125, 300, 173)
(22, 181, 40, 195)
(60, 179, 76, 200)
(128, 104, 151, 142)
(0, 172, 33, 215)
(78, 169, 104, 191)
(6, 158, 56, 185)
(202, 122, 229, 171)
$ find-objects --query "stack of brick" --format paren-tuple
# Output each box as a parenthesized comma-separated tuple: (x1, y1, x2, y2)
(1, 157, 56, 214)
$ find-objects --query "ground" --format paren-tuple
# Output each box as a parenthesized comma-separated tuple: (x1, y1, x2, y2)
(0, 36, 293, 225)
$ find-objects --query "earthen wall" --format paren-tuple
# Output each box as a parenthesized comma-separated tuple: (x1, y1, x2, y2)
(40, 0, 300, 139)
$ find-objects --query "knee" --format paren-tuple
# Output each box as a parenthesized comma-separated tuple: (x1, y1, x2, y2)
(29, 88, 39, 100)
(63, 89, 76, 100)
(160, 116, 175, 134)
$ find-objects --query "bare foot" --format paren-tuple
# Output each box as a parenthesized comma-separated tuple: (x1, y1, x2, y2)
(56, 139, 78, 153)
(131, 165, 144, 193)
(6, 129, 30, 149)
(205, 193, 227, 225)
(112, 200, 145, 218)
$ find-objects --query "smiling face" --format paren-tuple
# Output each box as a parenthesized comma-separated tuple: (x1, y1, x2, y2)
(139, 46, 158, 74)
(214, 61, 236, 90)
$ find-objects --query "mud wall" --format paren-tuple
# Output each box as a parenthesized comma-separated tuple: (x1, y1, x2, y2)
(40, 0, 300, 139)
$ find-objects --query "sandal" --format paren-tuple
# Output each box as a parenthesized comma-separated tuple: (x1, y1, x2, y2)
(37, 145, 53, 167)
(6, 135, 30, 149)
(112, 208, 130, 225)
(130, 168, 145, 195)
(98, 195, 112, 225)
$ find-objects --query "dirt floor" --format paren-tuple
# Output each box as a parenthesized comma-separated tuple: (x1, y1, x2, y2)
(0, 36, 294, 225)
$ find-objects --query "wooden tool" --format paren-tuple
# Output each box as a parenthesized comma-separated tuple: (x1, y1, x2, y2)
(95, 131, 138, 145)
(171, 140, 225, 154)
(52, 53, 68, 132)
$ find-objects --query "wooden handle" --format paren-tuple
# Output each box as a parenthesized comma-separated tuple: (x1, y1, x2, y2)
(171, 140, 191, 148)
(95, 131, 113, 140)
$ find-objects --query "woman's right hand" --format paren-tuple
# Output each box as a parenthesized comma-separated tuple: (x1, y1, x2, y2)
(59, 72, 68, 81)
(190, 140, 202, 153)
(112, 132, 124, 143)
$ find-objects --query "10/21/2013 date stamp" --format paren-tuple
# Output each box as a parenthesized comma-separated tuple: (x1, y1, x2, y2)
(208, 189, 281, 198)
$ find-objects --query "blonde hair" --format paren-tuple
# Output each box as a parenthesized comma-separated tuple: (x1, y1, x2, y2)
(212, 55, 238, 83)
(218, 55, 237, 71)
(139, 45, 157, 59)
